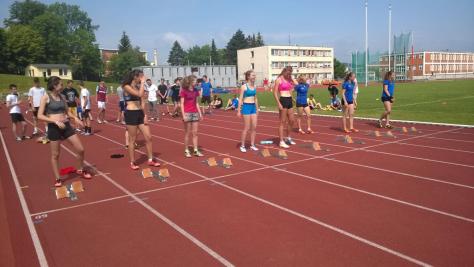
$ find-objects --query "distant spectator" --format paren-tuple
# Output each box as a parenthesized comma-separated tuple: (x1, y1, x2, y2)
(225, 95, 239, 110)
(308, 94, 323, 110)
(210, 95, 223, 109)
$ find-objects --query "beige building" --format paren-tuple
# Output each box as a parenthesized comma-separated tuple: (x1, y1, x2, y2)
(25, 64, 72, 80)
(237, 45, 334, 85)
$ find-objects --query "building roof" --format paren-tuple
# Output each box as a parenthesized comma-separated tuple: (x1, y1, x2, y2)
(29, 64, 70, 68)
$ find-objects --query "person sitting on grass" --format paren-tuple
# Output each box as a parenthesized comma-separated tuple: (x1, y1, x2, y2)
(330, 94, 342, 111)
(307, 94, 323, 110)
(210, 95, 223, 109)
(225, 95, 239, 110)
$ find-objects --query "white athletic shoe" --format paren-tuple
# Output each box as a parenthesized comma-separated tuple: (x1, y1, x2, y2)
(279, 141, 290, 148)
(286, 138, 296, 145)
(32, 128, 38, 135)
(250, 145, 259, 151)
(240, 146, 247, 153)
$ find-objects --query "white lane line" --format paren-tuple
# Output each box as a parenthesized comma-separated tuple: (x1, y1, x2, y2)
(93, 125, 432, 266)
(397, 142, 474, 154)
(363, 149, 474, 168)
(144, 121, 473, 189)
(59, 144, 234, 267)
(0, 129, 49, 267)
(103, 122, 474, 222)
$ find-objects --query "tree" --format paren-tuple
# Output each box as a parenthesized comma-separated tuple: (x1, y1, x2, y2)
(185, 45, 211, 65)
(5, 25, 45, 74)
(4, 0, 47, 26)
(109, 47, 148, 81)
(167, 41, 187, 65)
(333, 58, 346, 80)
(225, 29, 247, 65)
(0, 29, 7, 73)
(210, 39, 219, 65)
(118, 31, 132, 53)
(31, 12, 69, 63)
(69, 29, 102, 80)
(47, 2, 98, 34)
(255, 32, 264, 46)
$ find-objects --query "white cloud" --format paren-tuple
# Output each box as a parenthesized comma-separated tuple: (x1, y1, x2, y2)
(162, 32, 192, 48)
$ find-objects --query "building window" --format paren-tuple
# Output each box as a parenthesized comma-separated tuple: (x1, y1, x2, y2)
(59, 69, 63, 76)
(47, 69, 51, 76)
(419, 65, 423, 70)
(251, 51, 254, 58)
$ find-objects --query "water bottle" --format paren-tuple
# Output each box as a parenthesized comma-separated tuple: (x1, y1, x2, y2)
(260, 140, 273, 145)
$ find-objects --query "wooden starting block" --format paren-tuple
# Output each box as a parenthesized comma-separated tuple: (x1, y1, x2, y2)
(70, 181, 84, 193)
(261, 148, 271, 158)
(386, 131, 395, 138)
(278, 150, 288, 159)
(142, 168, 153, 179)
(401, 127, 408, 133)
(158, 168, 170, 179)
(344, 135, 354, 144)
(311, 142, 321, 151)
(374, 131, 381, 137)
(55, 186, 69, 199)
(411, 126, 417, 132)
(222, 158, 233, 168)
(206, 157, 218, 167)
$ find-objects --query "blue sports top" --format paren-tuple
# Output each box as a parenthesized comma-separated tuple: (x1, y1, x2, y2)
(295, 83, 309, 104)
(201, 81, 212, 96)
(243, 84, 256, 98)
(382, 79, 395, 98)
(342, 81, 355, 102)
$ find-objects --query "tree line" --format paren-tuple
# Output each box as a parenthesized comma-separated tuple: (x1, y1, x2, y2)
(0, 0, 102, 81)
(168, 30, 264, 66)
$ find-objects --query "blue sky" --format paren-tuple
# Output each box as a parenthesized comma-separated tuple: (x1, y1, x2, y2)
(1, 0, 473, 63)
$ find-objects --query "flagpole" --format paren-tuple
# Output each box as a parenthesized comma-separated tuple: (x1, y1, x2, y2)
(388, 3, 391, 71)
(365, 0, 368, 87)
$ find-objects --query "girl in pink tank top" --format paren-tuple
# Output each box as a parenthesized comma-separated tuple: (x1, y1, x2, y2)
(273, 66, 298, 148)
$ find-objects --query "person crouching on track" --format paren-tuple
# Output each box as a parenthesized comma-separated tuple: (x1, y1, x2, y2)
(273, 66, 297, 148)
(237, 70, 259, 152)
(295, 75, 313, 134)
(180, 75, 204, 158)
(122, 70, 161, 170)
(341, 72, 359, 133)
(37, 76, 91, 187)
(378, 70, 395, 129)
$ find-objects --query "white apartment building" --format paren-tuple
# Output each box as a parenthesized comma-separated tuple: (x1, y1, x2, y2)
(237, 45, 334, 85)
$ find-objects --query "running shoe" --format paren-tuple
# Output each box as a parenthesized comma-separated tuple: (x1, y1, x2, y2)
(76, 169, 92, 179)
(377, 119, 383, 128)
(32, 129, 38, 135)
(343, 128, 351, 133)
(240, 146, 247, 153)
(350, 128, 359, 133)
(15, 137, 22, 141)
(130, 162, 139, 170)
(279, 141, 290, 148)
(193, 149, 204, 157)
(184, 149, 192, 158)
(306, 129, 314, 134)
(54, 178, 62, 187)
(286, 138, 296, 145)
(22, 136, 31, 140)
(250, 145, 259, 151)
(298, 129, 306, 134)
(147, 159, 161, 167)
(97, 120, 102, 124)
(385, 124, 393, 129)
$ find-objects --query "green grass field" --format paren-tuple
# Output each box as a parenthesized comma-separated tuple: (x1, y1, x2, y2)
(1, 74, 473, 125)
(220, 79, 474, 125)
(0, 74, 120, 96)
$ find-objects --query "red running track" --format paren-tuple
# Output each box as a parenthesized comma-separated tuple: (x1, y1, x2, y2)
(0, 99, 473, 266)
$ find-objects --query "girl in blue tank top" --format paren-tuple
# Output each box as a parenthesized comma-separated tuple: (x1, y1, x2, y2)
(237, 70, 259, 153)
(295, 75, 313, 134)
(378, 70, 395, 128)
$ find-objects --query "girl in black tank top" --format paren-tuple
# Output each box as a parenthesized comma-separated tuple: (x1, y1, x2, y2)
(122, 70, 161, 170)
(37, 76, 91, 187)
